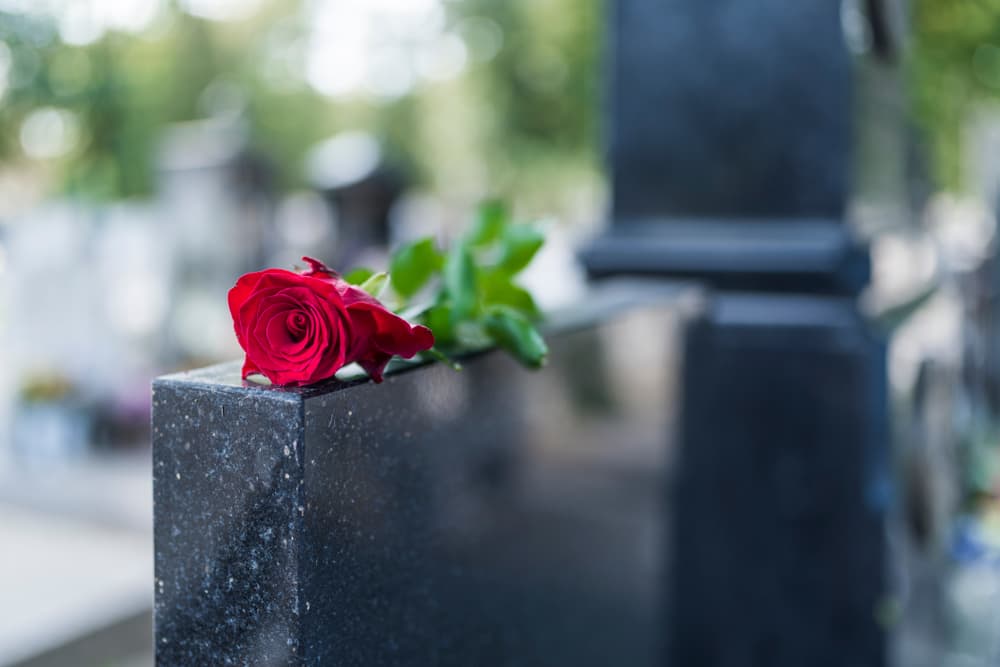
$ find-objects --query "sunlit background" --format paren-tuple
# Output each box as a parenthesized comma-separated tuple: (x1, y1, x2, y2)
(0, 0, 602, 461)
(5, 0, 1000, 664)
(0, 2, 601, 664)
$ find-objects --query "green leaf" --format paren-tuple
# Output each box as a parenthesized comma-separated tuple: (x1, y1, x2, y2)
(444, 243, 477, 321)
(359, 271, 389, 298)
(389, 237, 443, 299)
(496, 224, 544, 275)
(423, 303, 456, 344)
(482, 306, 548, 369)
(454, 320, 493, 349)
(343, 267, 375, 285)
(467, 200, 509, 247)
(480, 272, 540, 318)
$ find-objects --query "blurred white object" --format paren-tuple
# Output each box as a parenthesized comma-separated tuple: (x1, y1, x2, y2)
(306, 131, 380, 190)
(518, 223, 588, 311)
(157, 117, 271, 363)
(0, 504, 150, 666)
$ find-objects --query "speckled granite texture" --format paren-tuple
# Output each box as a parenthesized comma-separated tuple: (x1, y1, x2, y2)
(153, 372, 305, 664)
(152, 296, 685, 666)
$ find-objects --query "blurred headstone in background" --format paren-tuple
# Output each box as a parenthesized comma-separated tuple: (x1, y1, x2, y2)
(307, 131, 404, 269)
(586, 0, 869, 294)
(608, 0, 849, 221)
(156, 117, 276, 367)
(585, 0, 890, 665)
(270, 191, 337, 272)
(2, 203, 169, 462)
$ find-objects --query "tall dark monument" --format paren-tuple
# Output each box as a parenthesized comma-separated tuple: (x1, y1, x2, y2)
(611, 1, 851, 220)
(587, 0, 869, 295)
(585, 1, 889, 665)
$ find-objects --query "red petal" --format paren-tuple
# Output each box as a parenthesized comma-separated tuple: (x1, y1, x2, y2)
(241, 356, 262, 380)
(301, 256, 338, 278)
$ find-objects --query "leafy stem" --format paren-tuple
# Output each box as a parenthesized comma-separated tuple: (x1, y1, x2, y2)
(347, 200, 549, 371)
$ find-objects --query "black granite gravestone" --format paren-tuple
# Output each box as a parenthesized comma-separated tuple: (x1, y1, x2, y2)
(153, 288, 690, 666)
(584, 1, 891, 666)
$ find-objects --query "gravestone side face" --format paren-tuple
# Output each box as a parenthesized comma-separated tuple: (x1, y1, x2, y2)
(670, 295, 888, 667)
(152, 385, 304, 664)
(610, 0, 851, 221)
(153, 295, 685, 666)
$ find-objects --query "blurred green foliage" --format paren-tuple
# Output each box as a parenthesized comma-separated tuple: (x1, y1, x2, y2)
(909, 0, 1000, 190)
(6, 0, 1000, 201)
(0, 1, 338, 197)
(0, 0, 603, 209)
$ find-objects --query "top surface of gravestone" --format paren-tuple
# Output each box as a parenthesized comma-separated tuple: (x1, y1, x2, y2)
(155, 359, 368, 400)
(154, 281, 698, 397)
(609, 0, 851, 220)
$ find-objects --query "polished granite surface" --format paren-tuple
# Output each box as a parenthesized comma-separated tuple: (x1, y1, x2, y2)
(153, 289, 689, 666)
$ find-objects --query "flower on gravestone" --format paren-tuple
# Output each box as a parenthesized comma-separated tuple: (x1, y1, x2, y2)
(228, 259, 434, 386)
(228, 200, 549, 387)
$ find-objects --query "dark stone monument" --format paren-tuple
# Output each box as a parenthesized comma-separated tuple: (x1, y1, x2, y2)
(153, 288, 689, 666)
(609, 0, 850, 220)
(584, 1, 891, 665)
(673, 295, 887, 666)
(584, 0, 868, 295)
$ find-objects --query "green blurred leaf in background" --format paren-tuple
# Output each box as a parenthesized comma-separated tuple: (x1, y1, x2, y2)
(343, 267, 375, 285)
(495, 223, 545, 275)
(467, 199, 509, 247)
(358, 271, 389, 299)
(389, 237, 443, 300)
(443, 242, 478, 323)
(482, 306, 548, 368)
(0, 0, 604, 211)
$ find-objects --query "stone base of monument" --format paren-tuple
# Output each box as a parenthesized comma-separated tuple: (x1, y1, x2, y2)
(669, 293, 887, 667)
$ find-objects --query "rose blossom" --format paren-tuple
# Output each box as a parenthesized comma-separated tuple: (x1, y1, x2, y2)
(228, 257, 433, 386)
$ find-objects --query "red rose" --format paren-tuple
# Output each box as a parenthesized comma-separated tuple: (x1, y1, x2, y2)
(228, 257, 434, 386)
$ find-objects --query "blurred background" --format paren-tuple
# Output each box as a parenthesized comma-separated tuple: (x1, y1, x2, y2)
(0, 2, 601, 664)
(5, 0, 1000, 665)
